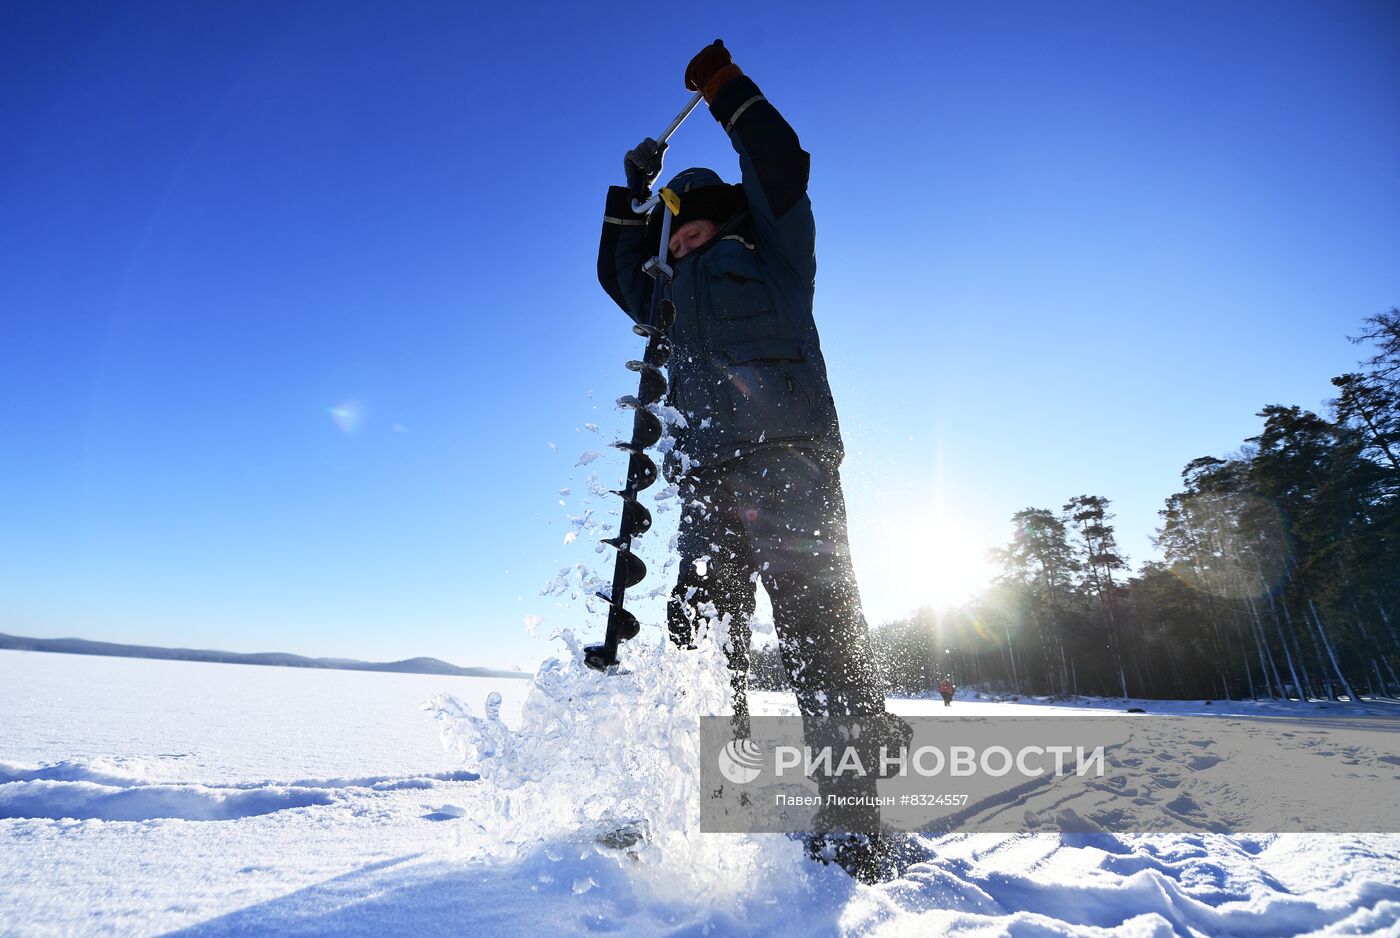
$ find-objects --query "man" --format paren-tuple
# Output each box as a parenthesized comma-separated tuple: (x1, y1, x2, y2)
(597, 41, 914, 882)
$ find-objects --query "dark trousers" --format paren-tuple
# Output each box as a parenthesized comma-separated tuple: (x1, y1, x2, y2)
(666, 448, 887, 734)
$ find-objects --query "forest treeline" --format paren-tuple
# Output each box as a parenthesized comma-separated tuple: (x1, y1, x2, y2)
(752, 311, 1400, 701)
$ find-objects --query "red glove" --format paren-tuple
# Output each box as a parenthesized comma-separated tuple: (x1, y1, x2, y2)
(685, 39, 743, 104)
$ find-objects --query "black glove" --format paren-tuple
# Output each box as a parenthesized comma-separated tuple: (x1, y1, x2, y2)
(623, 137, 666, 204)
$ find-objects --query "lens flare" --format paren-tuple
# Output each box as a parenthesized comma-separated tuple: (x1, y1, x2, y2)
(972, 616, 993, 642)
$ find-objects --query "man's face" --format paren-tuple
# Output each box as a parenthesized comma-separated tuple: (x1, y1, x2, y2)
(669, 219, 720, 259)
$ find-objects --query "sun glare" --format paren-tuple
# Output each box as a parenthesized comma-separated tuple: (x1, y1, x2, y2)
(854, 512, 999, 617)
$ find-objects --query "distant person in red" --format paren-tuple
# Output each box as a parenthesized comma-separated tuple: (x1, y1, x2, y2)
(938, 677, 956, 707)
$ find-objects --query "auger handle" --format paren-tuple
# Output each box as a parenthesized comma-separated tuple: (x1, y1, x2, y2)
(630, 91, 705, 214)
(658, 90, 704, 148)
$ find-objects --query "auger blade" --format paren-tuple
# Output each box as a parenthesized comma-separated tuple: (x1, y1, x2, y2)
(610, 449, 657, 491)
(600, 537, 647, 588)
(620, 400, 663, 447)
(612, 604, 641, 640)
(643, 336, 672, 368)
(655, 298, 676, 332)
(583, 601, 640, 671)
(630, 299, 676, 339)
(634, 374, 668, 407)
(592, 592, 643, 641)
(618, 498, 652, 536)
(584, 615, 638, 670)
(583, 643, 618, 671)
(626, 361, 668, 403)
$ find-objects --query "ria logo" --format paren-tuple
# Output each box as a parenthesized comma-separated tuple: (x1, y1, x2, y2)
(718, 738, 764, 784)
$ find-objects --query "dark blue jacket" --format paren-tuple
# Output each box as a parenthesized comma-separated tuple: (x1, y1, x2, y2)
(598, 76, 844, 473)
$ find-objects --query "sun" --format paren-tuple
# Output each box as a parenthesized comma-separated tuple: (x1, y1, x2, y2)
(850, 510, 1000, 619)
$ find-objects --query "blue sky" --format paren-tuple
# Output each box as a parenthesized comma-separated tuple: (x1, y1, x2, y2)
(2, 1, 1396, 670)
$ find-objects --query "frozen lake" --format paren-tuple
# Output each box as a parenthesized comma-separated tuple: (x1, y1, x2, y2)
(1, 649, 528, 784)
(2, 648, 1398, 937)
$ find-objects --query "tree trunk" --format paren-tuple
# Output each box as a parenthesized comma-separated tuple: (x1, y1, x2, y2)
(1307, 598, 1358, 702)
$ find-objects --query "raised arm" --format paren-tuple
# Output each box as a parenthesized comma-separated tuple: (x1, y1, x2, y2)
(597, 138, 669, 320)
(686, 41, 816, 285)
(597, 185, 652, 321)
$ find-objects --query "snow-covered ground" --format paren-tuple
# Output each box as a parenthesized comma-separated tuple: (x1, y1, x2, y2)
(2, 647, 1398, 937)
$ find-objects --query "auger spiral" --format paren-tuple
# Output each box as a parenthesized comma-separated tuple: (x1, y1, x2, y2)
(583, 91, 703, 673)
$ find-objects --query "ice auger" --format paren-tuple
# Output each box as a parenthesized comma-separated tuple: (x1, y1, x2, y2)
(583, 91, 704, 673)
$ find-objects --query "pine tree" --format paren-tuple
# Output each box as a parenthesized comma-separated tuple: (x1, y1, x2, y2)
(1064, 495, 1130, 697)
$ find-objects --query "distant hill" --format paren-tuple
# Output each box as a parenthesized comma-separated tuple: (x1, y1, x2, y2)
(0, 632, 528, 680)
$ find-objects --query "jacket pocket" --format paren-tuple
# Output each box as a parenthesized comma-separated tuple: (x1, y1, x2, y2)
(713, 343, 821, 445)
(719, 338, 805, 364)
(702, 244, 774, 321)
